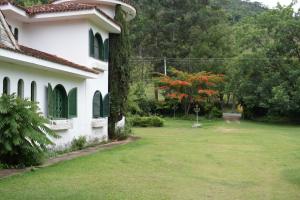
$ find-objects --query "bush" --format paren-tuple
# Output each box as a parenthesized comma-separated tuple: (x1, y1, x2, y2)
(0, 95, 58, 167)
(208, 107, 223, 119)
(115, 121, 133, 141)
(71, 136, 87, 150)
(131, 116, 164, 127)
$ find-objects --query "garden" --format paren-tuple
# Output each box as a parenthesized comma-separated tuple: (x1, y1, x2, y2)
(0, 0, 300, 199)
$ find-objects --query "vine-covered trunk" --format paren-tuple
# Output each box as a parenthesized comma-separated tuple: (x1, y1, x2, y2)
(108, 5, 130, 139)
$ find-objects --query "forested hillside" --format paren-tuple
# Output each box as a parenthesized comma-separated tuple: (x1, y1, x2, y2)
(129, 0, 267, 58)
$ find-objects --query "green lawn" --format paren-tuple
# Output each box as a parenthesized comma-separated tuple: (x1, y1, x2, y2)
(1, 119, 300, 200)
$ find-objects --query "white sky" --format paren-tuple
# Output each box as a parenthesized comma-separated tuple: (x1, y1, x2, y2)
(248, 0, 300, 11)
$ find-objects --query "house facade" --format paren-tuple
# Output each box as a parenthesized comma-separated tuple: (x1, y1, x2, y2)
(0, 0, 136, 149)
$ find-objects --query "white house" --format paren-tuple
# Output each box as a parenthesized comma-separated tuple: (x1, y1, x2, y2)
(0, 0, 136, 149)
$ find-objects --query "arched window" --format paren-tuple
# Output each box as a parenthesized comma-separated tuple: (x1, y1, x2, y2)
(94, 33, 104, 60)
(17, 79, 24, 99)
(104, 39, 109, 62)
(14, 28, 18, 41)
(103, 94, 109, 117)
(93, 91, 103, 118)
(3, 77, 10, 95)
(31, 81, 37, 102)
(53, 84, 68, 119)
(89, 29, 94, 57)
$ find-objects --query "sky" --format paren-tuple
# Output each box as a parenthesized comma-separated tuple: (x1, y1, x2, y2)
(248, 0, 300, 11)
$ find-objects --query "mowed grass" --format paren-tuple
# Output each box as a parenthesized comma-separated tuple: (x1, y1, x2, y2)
(1, 119, 300, 200)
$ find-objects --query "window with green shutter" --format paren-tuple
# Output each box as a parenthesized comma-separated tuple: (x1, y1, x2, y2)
(31, 81, 37, 102)
(89, 29, 94, 57)
(104, 39, 109, 62)
(52, 84, 68, 119)
(103, 94, 109, 117)
(93, 91, 103, 118)
(3, 77, 10, 95)
(68, 88, 77, 118)
(95, 33, 104, 61)
(17, 79, 24, 99)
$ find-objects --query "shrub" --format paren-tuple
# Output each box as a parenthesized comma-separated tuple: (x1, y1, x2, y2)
(115, 123, 132, 141)
(0, 94, 58, 167)
(131, 116, 164, 127)
(208, 107, 223, 119)
(71, 136, 87, 150)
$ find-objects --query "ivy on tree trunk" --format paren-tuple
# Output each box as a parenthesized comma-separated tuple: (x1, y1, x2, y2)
(108, 5, 130, 139)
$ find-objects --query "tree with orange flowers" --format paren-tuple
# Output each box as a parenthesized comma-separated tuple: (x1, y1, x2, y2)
(158, 68, 224, 116)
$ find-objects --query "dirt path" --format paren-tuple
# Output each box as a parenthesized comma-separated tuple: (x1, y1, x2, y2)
(0, 136, 139, 179)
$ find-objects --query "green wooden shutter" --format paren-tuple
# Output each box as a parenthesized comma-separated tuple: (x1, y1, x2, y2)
(104, 39, 109, 62)
(100, 93, 104, 117)
(89, 29, 94, 57)
(47, 83, 53, 118)
(103, 94, 110, 117)
(3, 77, 9, 95)
(31, 81, 36, 102)
(95, 33, 104, 61)
(68, 88, 77, 118)
(99, 39, 104, 61)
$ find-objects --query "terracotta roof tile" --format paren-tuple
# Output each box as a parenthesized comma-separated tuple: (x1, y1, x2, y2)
(26, 2, 96, 16)
(0, 44, 100, 74)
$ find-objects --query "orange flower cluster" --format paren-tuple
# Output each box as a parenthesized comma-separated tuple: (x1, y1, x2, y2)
(167, 93, 188, 101)
(169, 80, 191, 87)
(198, 89, 218, 96)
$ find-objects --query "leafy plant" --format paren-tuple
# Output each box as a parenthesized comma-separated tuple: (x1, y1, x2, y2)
(0, 94, 58, 167)
(71, 136, 87, 151)
(115, 120, 133, 141)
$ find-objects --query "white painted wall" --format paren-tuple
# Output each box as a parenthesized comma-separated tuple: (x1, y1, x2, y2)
(0, 62, 108, 149)
(20, 19, 89, 67)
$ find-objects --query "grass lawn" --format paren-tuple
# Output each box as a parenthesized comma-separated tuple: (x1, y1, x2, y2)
(1, 119, 300, 200)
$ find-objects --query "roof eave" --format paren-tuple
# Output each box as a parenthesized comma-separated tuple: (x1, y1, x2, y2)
(0, 48, 99, 79)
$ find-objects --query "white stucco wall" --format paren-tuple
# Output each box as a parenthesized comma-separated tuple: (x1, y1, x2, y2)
(20, 19, 89, 67)
(0, 62, 108, 149)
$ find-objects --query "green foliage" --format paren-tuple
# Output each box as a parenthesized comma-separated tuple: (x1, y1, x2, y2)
(229, 6, 300, 120)
(14, 0, 48, 7)
(130, 0, 235, 60)
(71, 136, 87, 151)
(115, 120, 133, 141)
(207, 106, 223, 119)
(0, 94, 58, 167)
(127, 82, 158, 116)
(131, 116, 164, 127)
(108, 5, 131, 139)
